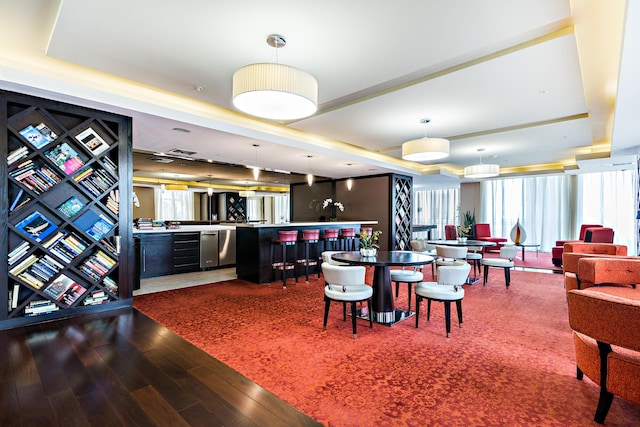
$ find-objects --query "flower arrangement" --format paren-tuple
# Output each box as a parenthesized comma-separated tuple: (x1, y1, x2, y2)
(457, 224, 472, 238)
(322, 198, 344, 220)
(359, 229, 382, 249)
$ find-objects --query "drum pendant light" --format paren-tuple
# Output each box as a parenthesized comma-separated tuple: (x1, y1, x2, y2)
(233, 34, 318, 120)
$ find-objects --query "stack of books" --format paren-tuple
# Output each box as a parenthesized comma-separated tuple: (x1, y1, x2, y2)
(25, 300, 59, 316)
(7, 146, 29, 165)
(10, 159, 61, 194)
(135, 218, 153, 229)
(83, 290, 109, 306)
(80, 250, 116, 281)
(8, 241, 31, 266)
(43, 231, 88, 263)
(73, 167, 116, 197)
(9, 254, 63, 289)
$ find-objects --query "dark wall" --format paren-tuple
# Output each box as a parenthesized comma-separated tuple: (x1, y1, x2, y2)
(290, 181, 334, 221)
(291, 175, 393, 250)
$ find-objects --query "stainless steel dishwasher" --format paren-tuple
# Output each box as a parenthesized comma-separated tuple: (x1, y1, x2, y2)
(200, 231, 219, 269)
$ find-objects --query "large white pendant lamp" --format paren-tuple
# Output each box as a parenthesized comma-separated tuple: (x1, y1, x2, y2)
(402, 118, 450, 161)
(464, 148, 500, 179)
(233, 34, 318, 120)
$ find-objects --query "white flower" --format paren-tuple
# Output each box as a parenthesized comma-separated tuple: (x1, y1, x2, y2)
(335, 202, 344, 212)
(322, 198, 333, 209)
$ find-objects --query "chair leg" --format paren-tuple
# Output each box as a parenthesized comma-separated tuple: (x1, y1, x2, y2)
(431, 263, 435, 279)
(407, 283, 413, 312)
(483, 265, 489, 285)
(505, 267, 511, 288)
(323, 297, 330, 330)
(342, 302, 347, 321)
(444, 301, 451, 338)
(577, 366, 583, 380)
(456, 299, 463, 327)
(427, 299, 432, 321)
(367, 299, 373, 328)
(594, 389, 614, 424)
(594, 341, 614, 424)
(350, 301, 358, 338)
(395, 281, 399, 298)
(415, 296, 421, 327)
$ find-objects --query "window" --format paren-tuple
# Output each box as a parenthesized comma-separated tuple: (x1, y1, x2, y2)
(479, 170, 636, 254)
(154, 189, 194, 221)
(413, 188, 459, 239)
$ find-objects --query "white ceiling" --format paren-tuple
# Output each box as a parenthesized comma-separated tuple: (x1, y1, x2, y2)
(0, 0, 638, 190)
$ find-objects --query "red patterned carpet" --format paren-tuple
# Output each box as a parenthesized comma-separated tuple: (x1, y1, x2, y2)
(134, 269, 639, 426)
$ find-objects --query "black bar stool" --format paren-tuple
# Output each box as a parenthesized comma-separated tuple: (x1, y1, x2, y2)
(297, 229, 321, 282)
(339, 228, 357, 251)
(271, 230, 299, 288)
(322, 228, 340, 252)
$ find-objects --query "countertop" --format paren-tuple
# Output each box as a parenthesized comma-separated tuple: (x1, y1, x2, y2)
(133, 224, 236, 234)
(234, 220, 378, 229)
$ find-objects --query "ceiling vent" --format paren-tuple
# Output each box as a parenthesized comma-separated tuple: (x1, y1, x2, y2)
(167, 148, 197, 156)
(149, 156, 174, 163)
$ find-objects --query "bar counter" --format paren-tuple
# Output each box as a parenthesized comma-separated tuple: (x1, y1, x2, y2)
(235, 221, 377, 284)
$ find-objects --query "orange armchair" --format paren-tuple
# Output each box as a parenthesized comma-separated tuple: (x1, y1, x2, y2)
(562, 242, 628, 276)
(564, 257, 639, 292)
(473, 223, 507, 250)
(567, 287, 640, 423)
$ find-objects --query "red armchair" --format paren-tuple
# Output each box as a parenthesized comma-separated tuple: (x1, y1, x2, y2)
(445, 225, 457, 240)
(473, 223, 507, 250)
(551, 224, 609, 267)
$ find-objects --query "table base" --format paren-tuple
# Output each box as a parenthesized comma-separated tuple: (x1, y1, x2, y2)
(354, 308, 415, 327)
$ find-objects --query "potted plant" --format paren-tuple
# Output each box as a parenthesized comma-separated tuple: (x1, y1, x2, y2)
(359, 229, 382, 256)
(457, 224, 471, 242)
(322, 198, 345, 221)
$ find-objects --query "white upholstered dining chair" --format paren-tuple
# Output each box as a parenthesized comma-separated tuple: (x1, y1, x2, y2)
(415, 261, 471, 337)
(321, 262, 373, 338)
(480, 245, 518, 288)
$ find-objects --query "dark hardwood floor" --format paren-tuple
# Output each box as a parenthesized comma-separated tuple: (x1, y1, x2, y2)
(0, 308, 321, 427)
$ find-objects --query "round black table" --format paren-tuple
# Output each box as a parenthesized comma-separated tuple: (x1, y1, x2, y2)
(331, 251, 434, 325)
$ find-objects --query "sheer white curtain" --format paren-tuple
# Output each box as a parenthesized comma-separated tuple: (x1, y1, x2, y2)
(479, 170, 636, 254)
(480, 175, 573, 252)
(413, 188, 459, 239)
(577, 170, 636, 252)
(246, 196, 262, 222)
(154, 189, 194, 221)
(273, 194, 290, 224)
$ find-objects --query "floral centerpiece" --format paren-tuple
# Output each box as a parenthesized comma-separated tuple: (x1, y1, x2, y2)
(359, 229, 382, 256)
(322, 198, 344, 221)
(457, 224, 471, 242)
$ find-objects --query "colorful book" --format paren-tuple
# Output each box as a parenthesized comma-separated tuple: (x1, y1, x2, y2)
(45, 142, 85, 175)
(19, 125, 48, 149)
(73, 210, 115, 241)
(76, 127, 109, 155)
(15, 210, 58, 243)
(57, 196, 86, 218)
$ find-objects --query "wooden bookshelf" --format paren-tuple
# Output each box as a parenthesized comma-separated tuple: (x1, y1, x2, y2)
(1, 90, 133, 329)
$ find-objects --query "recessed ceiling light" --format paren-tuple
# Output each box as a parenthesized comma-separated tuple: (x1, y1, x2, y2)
(172, 127, 191, 133)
